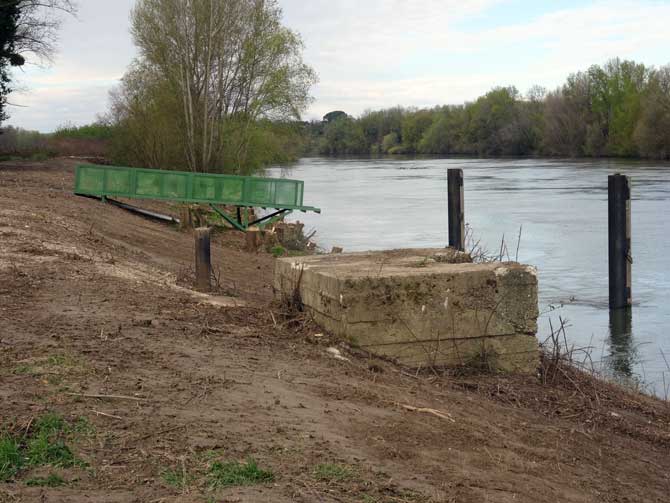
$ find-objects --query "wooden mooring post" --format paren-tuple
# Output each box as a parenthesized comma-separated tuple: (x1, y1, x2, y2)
(195, 227, 212, 292)
(608, 174, 632, 310)
(448, 169, 465, 251)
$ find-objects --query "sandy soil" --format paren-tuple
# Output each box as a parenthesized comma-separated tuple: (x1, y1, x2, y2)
(1, 159, 669, 503)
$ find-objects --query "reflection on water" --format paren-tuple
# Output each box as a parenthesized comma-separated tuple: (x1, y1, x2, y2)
(608, 308, 634, 378)
(268, 157, 670, 397)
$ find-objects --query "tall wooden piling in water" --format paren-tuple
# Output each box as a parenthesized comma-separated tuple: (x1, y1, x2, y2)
(608, 174, 632, 309)
(195, 227, 212, 292)
(448, 169, 465, 251)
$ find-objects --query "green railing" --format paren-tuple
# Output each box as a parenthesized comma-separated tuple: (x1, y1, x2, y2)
(74, 164, 320, 230)
(75, 164, 319, 211)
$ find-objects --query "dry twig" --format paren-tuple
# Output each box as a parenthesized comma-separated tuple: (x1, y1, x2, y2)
(92, 409, 124, 420)
(66, 392, 148, 402)
(396, 402, 456, 423)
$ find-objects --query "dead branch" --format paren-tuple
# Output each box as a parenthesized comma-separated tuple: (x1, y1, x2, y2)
(66, 392, 148, 402)
(396, 402, 456, 423)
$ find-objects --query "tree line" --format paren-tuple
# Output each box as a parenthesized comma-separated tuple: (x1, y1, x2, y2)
(311, 59, 670, 160)
(3, 3, 669, 169)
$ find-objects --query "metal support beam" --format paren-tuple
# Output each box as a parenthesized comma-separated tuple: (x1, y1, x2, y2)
(248, 209, 292, 228)
(210, 205, 247, 232)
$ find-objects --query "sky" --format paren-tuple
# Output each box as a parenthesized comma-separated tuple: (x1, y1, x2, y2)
(6, 0, 670, 132)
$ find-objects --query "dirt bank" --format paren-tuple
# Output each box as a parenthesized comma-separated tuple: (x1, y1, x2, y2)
(1, 159, 669, 503)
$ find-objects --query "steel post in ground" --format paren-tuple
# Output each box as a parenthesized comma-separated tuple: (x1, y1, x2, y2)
(195, 227, 212, 292)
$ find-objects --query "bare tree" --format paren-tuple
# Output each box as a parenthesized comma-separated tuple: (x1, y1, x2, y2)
(130, 0, 317, 172)
(0, 0, 77, 124)
(635, 65, 670, 159)
(4, 0, 77, 63)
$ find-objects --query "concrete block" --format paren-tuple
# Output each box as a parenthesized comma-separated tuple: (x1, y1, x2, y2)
(274, 248, 539, 373)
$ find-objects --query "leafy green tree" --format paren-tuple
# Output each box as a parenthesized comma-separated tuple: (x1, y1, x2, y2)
(542, 73, 591, 156)
(560, 59, 650, 157)
(319, 115, 365, 155)
(400, 109, 433, 153)
(635, 65, 670, 159)
(129, 0, 316, 172)
(323, 111, 347, 123)
(418, 106, 467, 154)
(381, 131, 400, 153)
(465, 86, 521, 155)
(307, 58, 666, 161)
(358, 106, 404, 152)
(604, 59, 649, 157)
(107, 61, 185, 169)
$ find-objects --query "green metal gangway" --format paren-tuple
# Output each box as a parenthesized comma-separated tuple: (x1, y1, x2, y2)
(74, 164, 320, 230)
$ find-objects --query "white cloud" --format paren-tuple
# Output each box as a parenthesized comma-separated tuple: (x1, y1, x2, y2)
(6, 0, 670, 130)
(444, 1, 670, 76)
(283, 0, 504, 74)
(8, 84, 113, 132)
(5, 0, 135, 131)
(282, 0, 670, 119)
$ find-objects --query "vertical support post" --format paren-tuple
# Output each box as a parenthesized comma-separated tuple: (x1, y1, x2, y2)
(448, 169, 465, 251)
(608, 174, 632, 309)
(245, 226, 261, 252)
(195, 227, 212, 292)
(179, 205, 193, 231)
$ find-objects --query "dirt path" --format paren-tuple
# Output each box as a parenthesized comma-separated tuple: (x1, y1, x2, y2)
(1, 159, 669, 503)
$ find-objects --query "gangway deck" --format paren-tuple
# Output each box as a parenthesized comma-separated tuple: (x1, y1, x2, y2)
(74, 164, 320, 231)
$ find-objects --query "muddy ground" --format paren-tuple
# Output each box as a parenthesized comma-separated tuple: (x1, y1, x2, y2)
(1, 159, 669, 503)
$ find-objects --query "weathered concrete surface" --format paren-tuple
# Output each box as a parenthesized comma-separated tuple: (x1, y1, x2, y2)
(274, 248, 539, 373)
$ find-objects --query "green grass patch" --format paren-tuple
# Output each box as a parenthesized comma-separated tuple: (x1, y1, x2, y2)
(12, 364, 37, 375)
(72, 417, 95, 436)
(0, 435, 23, 482)
(270, 245, 286, 257)
(47, 355, 67, 367)
(207, 459, 274, 488)
(34, 413, 68, 436)
(46, 354, 81, 371)
(12, 354, 82, 379)
(161, 467, 191, 489)
(0, 413, 87, 483)
(25, 473, 66, 487)
(313, 463, 354, 482)
(26, 433, 77, 468)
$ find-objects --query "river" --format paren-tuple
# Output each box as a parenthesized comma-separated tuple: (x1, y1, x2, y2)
(269, 157, 670, 397)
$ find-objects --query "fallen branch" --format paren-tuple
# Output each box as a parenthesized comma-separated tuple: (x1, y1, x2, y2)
(396, 403, 456, 423)
(66, 392, 148, 402)
(92, 409, 124, 420)
(326, 347, 351, 362)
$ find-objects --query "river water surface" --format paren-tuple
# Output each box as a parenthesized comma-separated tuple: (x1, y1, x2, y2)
(269, 157, 670, 396)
